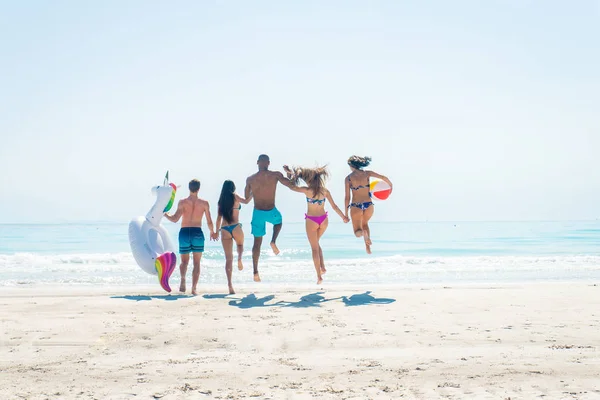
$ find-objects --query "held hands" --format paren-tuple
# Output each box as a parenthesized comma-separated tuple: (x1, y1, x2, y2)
(283, 165, 293, 178)
(210, 231, 219, 241)
(338, 212, 349, 223)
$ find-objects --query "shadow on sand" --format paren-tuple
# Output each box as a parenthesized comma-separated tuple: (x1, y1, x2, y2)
(226, 294, 278, 309)
(202, 294, 231, 299)
(275, 292, 342, 308)
(203, 291, 395, 309)
(110, 294, 191, 302)
(341, 291, 396, 306)
(111, 291, 396, 307)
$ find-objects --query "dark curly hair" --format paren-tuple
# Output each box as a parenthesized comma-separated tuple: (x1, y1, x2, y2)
(347, 155, 372, 170)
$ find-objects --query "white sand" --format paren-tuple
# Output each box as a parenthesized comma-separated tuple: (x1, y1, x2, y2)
(1, 283, 600, 399)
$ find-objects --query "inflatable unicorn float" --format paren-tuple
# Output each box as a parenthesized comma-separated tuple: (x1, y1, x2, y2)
(128, 172, 178, 292)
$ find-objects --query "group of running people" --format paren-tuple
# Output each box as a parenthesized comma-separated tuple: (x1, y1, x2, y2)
(164, 154, 393, 295)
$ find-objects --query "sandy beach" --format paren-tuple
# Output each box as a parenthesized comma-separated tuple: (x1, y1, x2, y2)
(1, 283, 599, 399)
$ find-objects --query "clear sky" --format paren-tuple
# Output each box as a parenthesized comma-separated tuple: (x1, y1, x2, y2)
(1, 0, 598, 223)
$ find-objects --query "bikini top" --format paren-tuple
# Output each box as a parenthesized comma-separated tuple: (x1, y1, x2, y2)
(348, 176, 369, 190)
(306, 197, 326, 205)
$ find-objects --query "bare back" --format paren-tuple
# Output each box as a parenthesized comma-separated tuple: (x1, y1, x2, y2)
(347, 170, 372, 203)
(179, 196, 208, 228)
(223, 197, 242, 225)
(246, 170, 285, 210)
(305, 188, 328, 216)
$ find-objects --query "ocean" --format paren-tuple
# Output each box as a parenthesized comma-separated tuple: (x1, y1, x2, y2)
(1, 221, 600, 288)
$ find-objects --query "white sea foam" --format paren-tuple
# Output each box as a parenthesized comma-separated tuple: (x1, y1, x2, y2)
(2, 252, 600, 286)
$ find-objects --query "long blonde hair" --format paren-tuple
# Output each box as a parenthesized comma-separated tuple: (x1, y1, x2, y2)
(290, 166, 329, 198)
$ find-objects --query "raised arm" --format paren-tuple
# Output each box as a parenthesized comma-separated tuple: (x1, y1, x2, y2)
(368, 171, 393, 191)
(235, 193, 252, 204)
(344, 176, 351, 218)
(164, 200, 184, 223)
(325, 189, 349, 222)
(275, 171, 300, 191)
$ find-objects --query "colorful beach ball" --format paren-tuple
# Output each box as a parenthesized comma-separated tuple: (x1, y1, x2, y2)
(370, 180, 392, 200)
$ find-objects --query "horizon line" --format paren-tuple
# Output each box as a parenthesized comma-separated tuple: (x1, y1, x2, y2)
(1, 219, 599, 225)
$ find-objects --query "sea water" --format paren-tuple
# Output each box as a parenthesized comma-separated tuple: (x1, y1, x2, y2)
(1, 221, 600, 287)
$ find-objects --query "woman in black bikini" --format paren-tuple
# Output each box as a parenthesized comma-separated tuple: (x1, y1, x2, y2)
(283, 165, 348, 284)
(344, 156, 393, 254)
(214, 180, 251, 294)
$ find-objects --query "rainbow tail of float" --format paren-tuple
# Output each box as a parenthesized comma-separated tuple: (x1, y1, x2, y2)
(128, 173, 179, 291)
(155, 252, 177, 292)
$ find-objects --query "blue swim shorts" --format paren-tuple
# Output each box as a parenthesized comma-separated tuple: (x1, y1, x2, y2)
(178, 227, 205, 254)
(251, 207, 282, 237)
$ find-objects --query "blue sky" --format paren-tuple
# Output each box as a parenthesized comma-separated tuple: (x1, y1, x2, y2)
(1, 0, 598, 223)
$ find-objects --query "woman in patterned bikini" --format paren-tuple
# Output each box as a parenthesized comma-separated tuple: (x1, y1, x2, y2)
(214, 180, 251, 294)
(283, 165, 348, 284)
(344, 156, 393, 254)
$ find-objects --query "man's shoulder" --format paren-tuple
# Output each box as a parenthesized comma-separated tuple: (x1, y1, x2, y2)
(248, 170, 281, 180)
(267, 170, 283, 178)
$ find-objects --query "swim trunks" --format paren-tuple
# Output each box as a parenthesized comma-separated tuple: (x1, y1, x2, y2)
(251, 207, 282, 237)
(178, 227, 205, 254)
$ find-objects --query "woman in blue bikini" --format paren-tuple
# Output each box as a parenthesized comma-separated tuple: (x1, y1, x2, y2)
(283, 165, 348, 284)
(214, 180, 251, 294)
(344, 156, 393, 254)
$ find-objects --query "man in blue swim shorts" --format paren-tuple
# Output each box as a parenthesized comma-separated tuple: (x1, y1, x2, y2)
(165, 179, 215, 295)
(245, 154, 295, 282)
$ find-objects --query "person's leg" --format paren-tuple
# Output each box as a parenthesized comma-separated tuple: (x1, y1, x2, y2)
(270, 223, 282, 255)
(232, 225, 245, 271)
(189, 228, 205, 294)
(179, 253, 190, 293)
(191, 252, 202, 295)
(252, 236, 263, 282)
(350, 206, 364, 237)
(221, 233, 235, 294)
(316, 218, 329, 274)
(362, 206, 375, 254)
(305, 220, 323, 284)
(178, 228, 191, 292)
(251, 210, 266, 282)
(270, 208, 283, 255)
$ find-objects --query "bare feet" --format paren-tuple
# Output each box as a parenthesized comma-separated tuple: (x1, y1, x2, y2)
(270, 242, 280, 255)
(364, 232, 372, 254)
(355, 229, 363, 238)
(191, 288, 198, 296)
(317, 276, 323, 285)
(179, 280, 186, 293)
(254, 273, 261, 282)
(321, 266, 327, 274)
(228, 286, 235, 295)
(237, 259, 244, 271)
